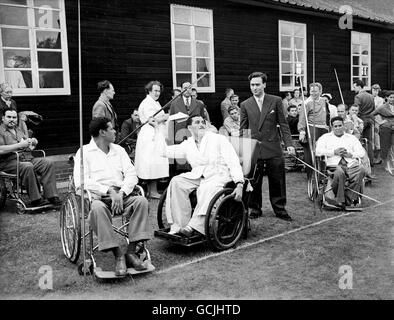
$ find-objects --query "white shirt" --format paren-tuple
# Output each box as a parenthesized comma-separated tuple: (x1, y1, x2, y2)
(253, 94, 265, 112)
(183, 96, 191, 107)
(73, 139, 138, 197)
(316, 132, 365, 168)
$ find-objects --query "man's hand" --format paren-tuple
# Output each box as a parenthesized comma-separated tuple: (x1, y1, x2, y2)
(344, 151, 353, 158)
(334, 147, 348, 157)
(231, 184, 243, 202)
(18, 139, 29, 149)
(299, 131, 306, 143)
(28, 138, 38, 150)
(148, 117, 157, 127)
(108, 187, 124, 215)
(287, 146, 296, 155)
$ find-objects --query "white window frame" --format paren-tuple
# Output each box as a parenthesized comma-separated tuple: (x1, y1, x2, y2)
(278, 20, 307, 92)
(0, 0, 70, 96)
(351, 31, 371, 91)
(170, 4, 215, 93)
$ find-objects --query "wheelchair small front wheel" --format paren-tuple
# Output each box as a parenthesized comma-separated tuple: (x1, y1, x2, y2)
(78, 260, 93, 276)
(16, 200, 26, 214)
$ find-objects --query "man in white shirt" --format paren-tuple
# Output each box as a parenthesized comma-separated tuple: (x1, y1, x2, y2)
(159, 115, 244, 237)
(73, 117, 151, 276)
(316, 116, 366, 207)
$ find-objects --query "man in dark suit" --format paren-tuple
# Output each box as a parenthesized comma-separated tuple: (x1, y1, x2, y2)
(240, 72, 295, 221)
(169, 81, 206, 144)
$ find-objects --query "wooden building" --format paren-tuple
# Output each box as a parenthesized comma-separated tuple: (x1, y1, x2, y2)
(1, 0, 393, 155)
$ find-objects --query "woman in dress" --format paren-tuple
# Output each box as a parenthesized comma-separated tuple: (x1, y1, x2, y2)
(135, 81, 169, 198)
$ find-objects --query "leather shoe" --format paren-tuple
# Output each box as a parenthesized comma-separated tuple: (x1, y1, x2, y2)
(125, 253, 147, 271)
(179, 226, 196, 237)
(276, 212, 293, 221)
(29, 198, 50, 208)
(48, 196, 62, 206)
(249, 208, 262, 219)
(115, 255, 127, 276)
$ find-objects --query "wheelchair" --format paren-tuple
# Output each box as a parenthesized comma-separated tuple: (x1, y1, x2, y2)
(0, 150, 58, 214)
(283, 134, 305, 172)
(154, 137, 260, 251)
(60, 173, 155, 279)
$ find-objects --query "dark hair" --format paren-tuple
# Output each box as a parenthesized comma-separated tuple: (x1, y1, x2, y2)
(330, 116, 344, 126)
(349, 104, 359, 109)
(97, 80, 112, 94)
(191, 88, 197, 92)
(248, 72, 267, 83)
(287, 105, 297, 112)
(186, 114, 204, 126)
(383, 90, 394, 97)
(228, 105, 239, 114)
(293, 88, 300, 94)
(353, 79, 365, 88)
(2, 108, 17, 118)
(89, 117, 111, 137)
(230, 94, 239, 100)
(172, 88, 181, 96)
(145, 80, 163, 94)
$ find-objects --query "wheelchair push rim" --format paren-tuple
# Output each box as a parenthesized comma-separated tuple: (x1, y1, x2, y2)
(205, 188, 246, 251)
(60, 192, 81, 263)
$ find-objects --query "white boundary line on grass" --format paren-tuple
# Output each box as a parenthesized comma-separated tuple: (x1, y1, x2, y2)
(156, 198, 394, 275)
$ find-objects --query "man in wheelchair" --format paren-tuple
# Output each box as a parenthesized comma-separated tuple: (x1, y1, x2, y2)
(0, 109, 61, 207)
(316, 116, 366, 208)
(158, 115, 244, 237)
(73, 117, 151, 276)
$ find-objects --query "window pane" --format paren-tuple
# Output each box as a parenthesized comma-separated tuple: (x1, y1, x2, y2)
(35, 8, 60, 28)
(353, 67, 359, 76)
(281, 50, 292, 62)
(3, 49, 31, 68)
(193, 10, 210, 26)
(195, 26, 209, 41)
(174, 24, 190, 39)
(352, 56, 359, 65)
(294, 50, 304, 62)
(362, 77, 368, 87)
(361, 45, 369, 55)
(175, 41, 191, 56)
(39, 71, 63, 88)
(38, 51, 62, 68)
(176, 58, 191, 71)
(294, 62, 303, 75)
(294, 25, 304, 37)
(173, 7, 191, 24)
(0, 6, 28, 26)
(281, 36, 291, 48)
(1, 28, 29, 47)
(352, 32, 360, 44)
(352, 45, 360, 54)
(196, 42, 209, 57)
(281, 63, 292, 75)
(36, 31, 61, 48)
(34, 0, 60, 9)
(361, 67, 368, 77)
(5, 70, 31, 88)
(352, 77, 359, 83)
(280, 22, 292, 36)
(282, 76, 291, 87)
(294, 37, 303, 49)
(197, 73, 210, 87)
(361, 56, 369, 66)
(196, 58, 209, 72)
(359, 33, 369, 45)
(0, 0, 26, 4)
(176, 73, 192, 87)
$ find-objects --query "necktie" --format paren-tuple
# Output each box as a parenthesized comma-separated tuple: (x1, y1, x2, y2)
(186, 98, 190, 112)
(258, 98, 263, 112)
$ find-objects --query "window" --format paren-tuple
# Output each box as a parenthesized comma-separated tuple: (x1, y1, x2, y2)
(170, 4, 215, 92)
(278, 20, 307, 91)
(0, 0, 70, 96)
(351, 31, 371, 90)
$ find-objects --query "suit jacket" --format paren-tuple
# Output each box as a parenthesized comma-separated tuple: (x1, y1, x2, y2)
(168, 96, 206, 144)
(240, 94, 293, 159)
(92, 99, 118, 130)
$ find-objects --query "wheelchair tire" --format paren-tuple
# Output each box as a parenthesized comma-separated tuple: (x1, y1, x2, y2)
(205, 188, 246, 251)
(60, 192, 81, 263)
(307, 175, 318, 201)
(157, 188, 168, 229)
(0, 178, 6, 210)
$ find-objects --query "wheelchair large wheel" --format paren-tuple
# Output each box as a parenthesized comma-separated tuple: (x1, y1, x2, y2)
(157, 188, 169, 229)
(60, 192, 81, 263)
(307, 174, 318, 201)
(0, 178, 6, 210)
(205, 188, 246, 251)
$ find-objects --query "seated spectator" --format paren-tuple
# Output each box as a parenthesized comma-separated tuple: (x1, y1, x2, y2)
(73, 117, 152, 275)
(345, 104, 364, 139)
(321, 93, 338, 121)
(191, 88, 210, 122)
(337, 103, 347, 120)
(316, 116, 366, 208)
(286, 105, 299, 135)
(158, 115, 244, 236)
(221, 88, 234, 121)
(119, 109, 141, 159)
(282, 91, 292, 117)
(289, 88, 303, 114)
(230, 94, 240, 112)
(223, 105, 240, 136)
(0, 109, 61, 207)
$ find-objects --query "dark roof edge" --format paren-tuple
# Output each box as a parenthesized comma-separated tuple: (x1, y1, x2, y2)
(227, 0, 394, 31)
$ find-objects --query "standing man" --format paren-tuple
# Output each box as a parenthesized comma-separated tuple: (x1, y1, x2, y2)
(371, 84, 385, 165)
(191, 88, 210, 122)
(240, 72, 295, 221)
(221, 88, 234, 121)
(119, 109, 141, 160)
(353, 79, 375, 171)
(92, 80, 118, 134)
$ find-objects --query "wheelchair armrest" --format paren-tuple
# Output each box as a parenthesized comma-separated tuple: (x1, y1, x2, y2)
(31, 149, 46, 157)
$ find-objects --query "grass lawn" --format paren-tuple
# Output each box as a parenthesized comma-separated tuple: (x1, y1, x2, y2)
(0, 165, 393, 299)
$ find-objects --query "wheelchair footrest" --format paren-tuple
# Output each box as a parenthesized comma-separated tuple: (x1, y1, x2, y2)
(154, 228, 206, 247)
(94, 261, 155, 279)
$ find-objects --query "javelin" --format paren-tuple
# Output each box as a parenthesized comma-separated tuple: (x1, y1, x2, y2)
(334, 68, 345, 104)
(117, 74, 207, 146)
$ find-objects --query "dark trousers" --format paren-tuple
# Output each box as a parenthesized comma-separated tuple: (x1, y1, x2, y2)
(379, 126, 394, 160)
(249, 156, 287, 215)
(0, 157, 58, 202)
(361, 118, 374, 165)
